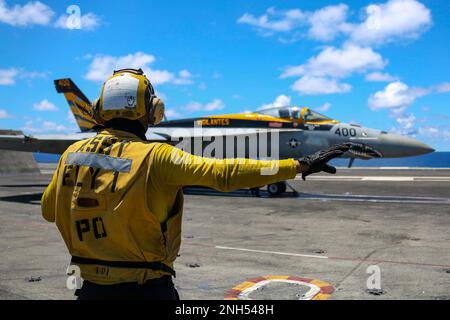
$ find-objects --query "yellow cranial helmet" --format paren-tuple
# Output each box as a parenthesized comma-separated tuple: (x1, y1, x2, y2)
(94, 68, 165, 126)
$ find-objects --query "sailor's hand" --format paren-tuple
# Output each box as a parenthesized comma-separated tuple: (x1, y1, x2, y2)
(297, 143, 353, 180)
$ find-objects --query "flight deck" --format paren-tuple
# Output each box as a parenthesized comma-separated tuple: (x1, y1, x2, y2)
(0, 164, 449, 300)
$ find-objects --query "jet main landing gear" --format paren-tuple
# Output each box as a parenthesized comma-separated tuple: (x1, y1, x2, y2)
(267, 182, 287, 195)
(266, 181, 299, 197)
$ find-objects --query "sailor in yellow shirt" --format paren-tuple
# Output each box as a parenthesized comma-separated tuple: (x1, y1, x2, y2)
(41, 68, 356, 300)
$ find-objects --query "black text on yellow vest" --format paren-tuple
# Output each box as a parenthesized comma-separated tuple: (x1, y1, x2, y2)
(55, 130, 182, 284)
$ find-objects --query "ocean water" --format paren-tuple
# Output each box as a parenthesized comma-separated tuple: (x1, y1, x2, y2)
(330, 152, 450, 168)
(34, 152, 450, 168)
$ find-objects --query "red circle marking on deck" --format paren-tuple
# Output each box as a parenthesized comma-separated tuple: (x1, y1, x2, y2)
(224, 275, 335, 300)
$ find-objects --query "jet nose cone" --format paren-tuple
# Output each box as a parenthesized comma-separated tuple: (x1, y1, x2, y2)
(420, 144, 435, 154)
(378, 133, 435, 157)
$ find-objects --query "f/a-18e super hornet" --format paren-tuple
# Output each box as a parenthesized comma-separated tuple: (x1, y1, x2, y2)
(0, 78, 434, 195)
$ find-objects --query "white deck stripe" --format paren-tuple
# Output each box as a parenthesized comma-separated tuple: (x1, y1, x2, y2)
(40, 170, 55, 175)
(215, 245, 329, 259)
(296, 193, 450, 204)
(361, 177, 414, 181)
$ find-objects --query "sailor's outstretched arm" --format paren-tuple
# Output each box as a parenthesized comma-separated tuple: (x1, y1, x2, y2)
(150, 144, 305, 192)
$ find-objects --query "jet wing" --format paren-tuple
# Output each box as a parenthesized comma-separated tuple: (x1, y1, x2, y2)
(0, 129, 187, 154)
(0, 130, 92, 154)
(149, 127, 306, 159)
(149, 127, 303, 138)
(0, 128, 306, 158)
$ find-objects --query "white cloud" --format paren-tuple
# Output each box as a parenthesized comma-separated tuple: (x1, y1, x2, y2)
(315, 102, 331, 112)
(85, 52, 193, 86)
(292, 76, 351, 95)
(85, 52, 155, 81)
(390, 113, 450, 142)
(259, 94, 291, 110)
(165, 108, 182, 119)
(173, 69, 193, 85)
(198, 82, 207, 90)
(370, 80, 450, 131)
(418, 125, 450, 140)
(21, 70, 49, 79)
(41, 121, 66, 131)
(369, 81, 414, 111)
(148, 69, 175, 85)
(0, 0, 54, 26)
(0, 68, 49, 85)
(0, 109, 11, 119)
(239, 1, 433, 98)
(308, 4, 350, 41)
(368, 81, 432, 112)
(33, 99, 58, 111)
(55, 12, 100, 30)
(281, 44, 385, 95)
(0, 68, 18, 85)
(436, 83, 450, 93)
(238, 1, 433, 99)
(391, 113, 450, 141)
(365, 72, 398, 82)
(349, 0, 432, 46)
(237, 4, 350, 42)
(238, 1, 432, 46)
(67, 110, 76, 124)
(184, 99, 225, 112)
(282, 44, 386, 79)
(184, 102, 202, 112)
(237, 7, 306, 35)
(179, 69, 191, 78)
(21, 119, 74, 133)
(204, 99, 224, 111)
(0, 1, 102, 31)
(391, 113, 417, 135)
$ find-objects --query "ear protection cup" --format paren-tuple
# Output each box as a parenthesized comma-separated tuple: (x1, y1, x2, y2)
(144, 84, 164, 125)
(149, 97, 165, 125)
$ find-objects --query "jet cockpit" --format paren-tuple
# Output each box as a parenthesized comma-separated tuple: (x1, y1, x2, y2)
(256, 106, 338, 124)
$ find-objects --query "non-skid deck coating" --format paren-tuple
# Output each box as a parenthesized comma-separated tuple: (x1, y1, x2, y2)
(0, 165, 449, 300)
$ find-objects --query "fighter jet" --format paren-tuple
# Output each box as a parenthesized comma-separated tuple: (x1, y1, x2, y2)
(0, 78, 434, 195)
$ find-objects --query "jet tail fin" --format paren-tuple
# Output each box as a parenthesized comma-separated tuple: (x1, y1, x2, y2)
(54, 78, 97, 132)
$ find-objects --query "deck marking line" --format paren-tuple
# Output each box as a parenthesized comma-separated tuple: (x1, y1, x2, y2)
(215, 245, 329, 259)
(184, 243, 450, 269)
(327, 256, 450, 269)
(224, 275, 334, 300)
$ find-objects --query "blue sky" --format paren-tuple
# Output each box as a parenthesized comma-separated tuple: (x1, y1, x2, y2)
(0, 0, 449, 150)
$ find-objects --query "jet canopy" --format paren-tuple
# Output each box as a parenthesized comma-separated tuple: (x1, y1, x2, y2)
(256, 106, 333, 122)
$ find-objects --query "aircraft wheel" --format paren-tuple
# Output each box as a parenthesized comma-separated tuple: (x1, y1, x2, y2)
(279, 181, 287, 193)
(267, 182, 286, 195)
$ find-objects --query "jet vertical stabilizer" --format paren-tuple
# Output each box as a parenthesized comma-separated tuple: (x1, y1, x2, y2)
(54, 78, 97, 132)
